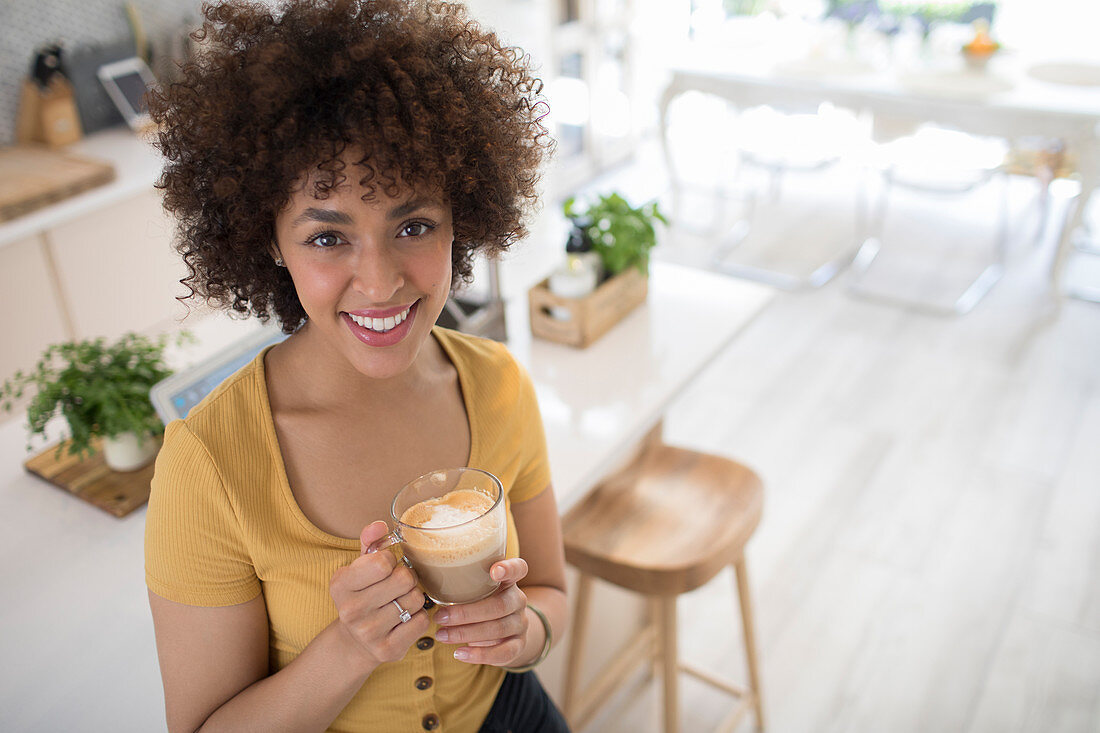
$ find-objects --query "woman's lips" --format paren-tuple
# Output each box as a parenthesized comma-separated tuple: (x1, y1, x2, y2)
(347, 303, 413, 331)
(342, 300, 418, 347)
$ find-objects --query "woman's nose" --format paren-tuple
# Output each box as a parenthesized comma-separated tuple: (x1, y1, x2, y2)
(352, 244, 404, 302)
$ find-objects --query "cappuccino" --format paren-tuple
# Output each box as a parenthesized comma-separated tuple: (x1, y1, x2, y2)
(399, 488, 506, 604)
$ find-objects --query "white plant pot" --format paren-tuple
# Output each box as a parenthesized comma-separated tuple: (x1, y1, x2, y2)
(102, 432, 157, 472)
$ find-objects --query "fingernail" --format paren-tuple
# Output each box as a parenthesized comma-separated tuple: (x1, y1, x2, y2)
(454, 649, 470, 661)
(435, 611, 451, 624)
(435, 628, 449, 642)
(491, 567, 504, 580)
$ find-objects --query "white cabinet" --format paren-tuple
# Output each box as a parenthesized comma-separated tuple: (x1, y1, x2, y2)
(46, 189, 189, 340)
(0, 234, 70, 385)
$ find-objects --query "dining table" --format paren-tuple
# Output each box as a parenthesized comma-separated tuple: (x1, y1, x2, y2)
(659, 26, 1100, 302)
(0, 260, 774, 731)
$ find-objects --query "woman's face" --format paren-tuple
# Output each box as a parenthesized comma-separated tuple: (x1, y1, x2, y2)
(273, 165, 454, 381)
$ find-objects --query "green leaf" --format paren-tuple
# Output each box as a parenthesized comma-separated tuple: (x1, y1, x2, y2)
(567, 191, 666, 276)
(0, 330, 190, 449)
(563, 197, 578, 219)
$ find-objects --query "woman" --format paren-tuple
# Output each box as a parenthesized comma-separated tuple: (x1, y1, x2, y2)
(143, 1, 567, 731)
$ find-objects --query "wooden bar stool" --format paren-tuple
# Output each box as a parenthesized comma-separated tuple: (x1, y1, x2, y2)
(561, 440, 765, 733)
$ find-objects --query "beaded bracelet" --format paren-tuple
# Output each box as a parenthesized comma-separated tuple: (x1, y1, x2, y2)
(504, 603, 553, 673)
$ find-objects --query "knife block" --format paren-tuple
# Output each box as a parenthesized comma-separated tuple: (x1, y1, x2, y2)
(16, 77, 84, 148)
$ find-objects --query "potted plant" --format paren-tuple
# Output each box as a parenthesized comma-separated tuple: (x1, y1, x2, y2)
(529, 192, 668, 348)
(563, 192, 668, 279)
(0, 331, 186, 471)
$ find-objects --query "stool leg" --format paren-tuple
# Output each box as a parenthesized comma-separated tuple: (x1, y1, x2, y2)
(657, 595, 679, 733)
(563, 573, 593, 720)
(734, 557, 765, 730)
(647, 596, 662, 682)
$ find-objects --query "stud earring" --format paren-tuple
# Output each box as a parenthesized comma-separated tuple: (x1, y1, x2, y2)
(274, 258, 285, 267)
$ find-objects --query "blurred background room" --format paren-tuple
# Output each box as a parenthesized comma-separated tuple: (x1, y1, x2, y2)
(1, 0, 1099, 731)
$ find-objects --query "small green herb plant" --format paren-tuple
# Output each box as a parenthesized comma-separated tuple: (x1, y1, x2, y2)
(563, 192, 668, 278)
(0, 331, 188, 459)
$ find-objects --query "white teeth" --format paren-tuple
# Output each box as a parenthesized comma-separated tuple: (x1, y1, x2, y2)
(349, 305, 411, 332)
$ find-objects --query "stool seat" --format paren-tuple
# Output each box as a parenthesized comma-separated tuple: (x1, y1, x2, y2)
(561, 441, 766, 732)
(563, 443, 763, 596)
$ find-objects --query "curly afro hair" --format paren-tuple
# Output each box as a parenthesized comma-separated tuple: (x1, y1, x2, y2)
(149, 0, 552, 332)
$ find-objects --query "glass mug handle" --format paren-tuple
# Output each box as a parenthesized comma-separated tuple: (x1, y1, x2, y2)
(365, 529, 413, 568)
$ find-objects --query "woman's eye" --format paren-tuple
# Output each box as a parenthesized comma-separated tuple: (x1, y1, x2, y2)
(400, 222, 433, 238)
(307, 232, 342, 248)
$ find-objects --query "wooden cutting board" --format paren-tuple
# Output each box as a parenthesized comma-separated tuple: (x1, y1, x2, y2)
(24, 436, 158, 518)
(0, 145, 116, 223)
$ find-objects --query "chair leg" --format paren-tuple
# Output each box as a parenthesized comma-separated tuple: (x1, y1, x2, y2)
(658, 595, 680, 733)
(562, 572, 593, 720)
(734, 557, 765, 730)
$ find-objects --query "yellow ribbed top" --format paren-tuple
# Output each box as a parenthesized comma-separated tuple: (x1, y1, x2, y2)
(145, 327, 551, 732)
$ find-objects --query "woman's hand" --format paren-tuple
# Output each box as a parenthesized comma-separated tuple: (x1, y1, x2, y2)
(329, 521, 431, 671)
(433, 557, 534, 667)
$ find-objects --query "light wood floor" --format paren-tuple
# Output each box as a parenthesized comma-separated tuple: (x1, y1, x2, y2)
(557, 142, 1100, 733)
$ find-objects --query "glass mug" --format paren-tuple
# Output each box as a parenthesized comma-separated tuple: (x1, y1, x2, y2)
(367, 467, 507, 605)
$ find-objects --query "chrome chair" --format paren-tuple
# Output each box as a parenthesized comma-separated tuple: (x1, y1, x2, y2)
(661, 97, 869, 290)
(847, 124, 1012, 315)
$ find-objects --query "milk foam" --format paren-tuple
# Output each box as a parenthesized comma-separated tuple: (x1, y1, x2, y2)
(401, 488, 494, 528)
(418, 504, 483, 528)
(400, 488, 503, 566)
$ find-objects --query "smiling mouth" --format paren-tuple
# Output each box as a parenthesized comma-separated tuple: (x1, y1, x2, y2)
(346, 303, 414, 333)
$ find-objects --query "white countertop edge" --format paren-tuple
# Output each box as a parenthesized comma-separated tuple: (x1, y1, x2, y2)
(0, 127, 163, 249)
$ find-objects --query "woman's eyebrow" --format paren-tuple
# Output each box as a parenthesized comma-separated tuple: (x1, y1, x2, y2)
(388, 198, 439, 220)
(293, 208, 353, 226)
(292, 200, 439, 225)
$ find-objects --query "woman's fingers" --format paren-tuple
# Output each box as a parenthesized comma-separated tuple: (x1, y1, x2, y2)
(435, 584, 526, 627)
(377, 604, 432, 660)
(368, 563, 420, 604)
(385, 589, 431, 634)
(359, 520, 392, 554)
(435, 610, 526, 645)
(335, 552, 533, 665)
(328, 523, 429, 666)
(435, 584, 529, 664)
(451, 636, 526, 665)
(387, 585, 428, 625)
(488, 557, 528, 586)
(330, 546, 398, 595)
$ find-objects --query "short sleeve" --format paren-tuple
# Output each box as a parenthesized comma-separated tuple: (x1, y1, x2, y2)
(507, 365, 551, 504)
(145, 420, 261, 606)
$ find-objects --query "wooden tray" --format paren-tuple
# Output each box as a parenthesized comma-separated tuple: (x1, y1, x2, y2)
(528, 267, 648, 348)
(0, 145, 116, 222)
(24, 437, 158, 518)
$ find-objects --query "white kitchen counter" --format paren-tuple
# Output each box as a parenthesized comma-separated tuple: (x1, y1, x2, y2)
(0, 261, 773, 731)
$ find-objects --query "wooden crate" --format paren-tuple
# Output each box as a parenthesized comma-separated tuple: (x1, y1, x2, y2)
(528, 267, 648, 348)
